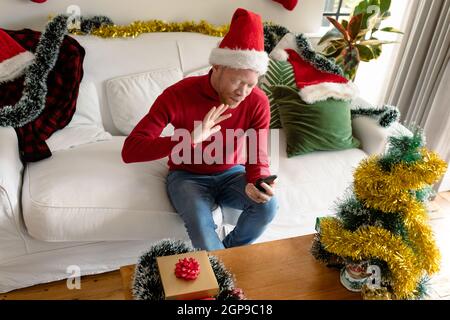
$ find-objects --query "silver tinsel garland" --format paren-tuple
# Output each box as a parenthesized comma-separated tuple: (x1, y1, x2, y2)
(0, 15, 68, 128)
(132, 239, 243, 300)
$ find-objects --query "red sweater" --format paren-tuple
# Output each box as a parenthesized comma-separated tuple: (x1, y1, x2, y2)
(121, 71, 271, 183)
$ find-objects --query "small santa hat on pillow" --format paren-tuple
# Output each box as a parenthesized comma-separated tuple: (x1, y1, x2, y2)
(209, 8, 269, 75)
(269, 33, 358, 104)
(272, 0, 298, 11)
(0, 29, 35, 83)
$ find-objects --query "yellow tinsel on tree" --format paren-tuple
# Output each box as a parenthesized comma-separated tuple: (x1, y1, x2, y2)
(353, 148, 446, 275)
(319, 217, 423, 299)
(315, 131, 447, 299)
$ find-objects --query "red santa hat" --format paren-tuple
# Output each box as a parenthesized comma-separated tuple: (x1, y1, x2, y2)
(270, 33, 359, 104)
(209, 8, 269, 75)
(0, 29, 35, 83)
(272, 0, 298, 11)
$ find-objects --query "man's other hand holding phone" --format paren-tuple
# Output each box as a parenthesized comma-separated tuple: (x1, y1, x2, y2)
(245, 175, 277, 204)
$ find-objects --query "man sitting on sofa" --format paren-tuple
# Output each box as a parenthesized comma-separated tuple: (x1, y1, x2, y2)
(121, 8, 277, 251)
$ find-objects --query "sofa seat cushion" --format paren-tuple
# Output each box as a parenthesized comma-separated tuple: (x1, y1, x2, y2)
(22, 131, 367, 243)
(221, 129, 368, 243)
(262, 129, 367, 242)
(22, 137, 191, 241)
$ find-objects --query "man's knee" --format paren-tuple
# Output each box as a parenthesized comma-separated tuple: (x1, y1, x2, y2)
(256, 196, 278, 224)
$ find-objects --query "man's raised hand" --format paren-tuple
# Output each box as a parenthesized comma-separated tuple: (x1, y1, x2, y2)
(191, 104, 232, 145)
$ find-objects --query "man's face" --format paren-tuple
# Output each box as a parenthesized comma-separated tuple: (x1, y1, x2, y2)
(213, 66, 259, 108)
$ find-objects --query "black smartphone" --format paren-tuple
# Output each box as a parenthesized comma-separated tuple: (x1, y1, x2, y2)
(254, 175, 278, 192)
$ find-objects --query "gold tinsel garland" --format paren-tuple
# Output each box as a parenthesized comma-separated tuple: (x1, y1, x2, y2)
(319, 148, 447, 298)
(353, 149, 446, 274)
(71, 20, 230, 38)
(319, 217, 423, 299)
(354, 149, 447, 214)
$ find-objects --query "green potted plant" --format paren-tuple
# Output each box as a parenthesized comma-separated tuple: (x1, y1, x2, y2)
(318, 0, 403, 81)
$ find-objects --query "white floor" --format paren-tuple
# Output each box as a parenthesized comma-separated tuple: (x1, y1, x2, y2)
(426, 203, 450, 300)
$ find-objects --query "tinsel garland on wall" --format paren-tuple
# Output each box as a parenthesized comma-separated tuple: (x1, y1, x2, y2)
(69, 18, 230, 38)
(312, 128, 447, 300)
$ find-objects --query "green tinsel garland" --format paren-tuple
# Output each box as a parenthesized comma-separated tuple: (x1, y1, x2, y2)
(378, 126, 424, 171)
(262, 22, 344, 76)
(335, 193, 410, 243)
(295, 33, 344, 76)
(79, 15, 114, 33)
(351, 105, 400, 128)
(132, 239, 244, 300)
(310, 233, 345, 268)
(0, 15, 68, 128)
(263, 22, 289, 54)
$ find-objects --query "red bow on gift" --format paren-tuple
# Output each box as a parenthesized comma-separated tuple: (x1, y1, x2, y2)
(174, 257, 200, 280)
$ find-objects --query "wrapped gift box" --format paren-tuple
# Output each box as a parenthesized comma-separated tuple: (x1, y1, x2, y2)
(157, 250, 219, 300)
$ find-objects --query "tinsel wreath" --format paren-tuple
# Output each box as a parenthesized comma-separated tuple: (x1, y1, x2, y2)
(0, 15, 68, 128)
(351, 105, 400, 128)
(312, 128, 447, 299)
(132, 239, 244, 300)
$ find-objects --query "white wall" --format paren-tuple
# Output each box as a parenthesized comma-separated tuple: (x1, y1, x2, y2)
(0, 0, 325, 33)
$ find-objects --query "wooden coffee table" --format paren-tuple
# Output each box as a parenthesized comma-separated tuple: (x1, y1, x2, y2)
(120, 234, 360, 300)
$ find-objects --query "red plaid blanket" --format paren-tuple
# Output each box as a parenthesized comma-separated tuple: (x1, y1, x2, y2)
(0, 29, 85, 162)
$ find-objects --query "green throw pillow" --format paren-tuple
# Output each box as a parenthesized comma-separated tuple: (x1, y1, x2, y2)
(271, 85, 360, 157)
(258, 59, 296, 129)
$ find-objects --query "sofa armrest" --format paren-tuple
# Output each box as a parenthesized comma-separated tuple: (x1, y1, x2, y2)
(352, 117, 412, 156)
(352, 117, 390, 156)
(0, 127, 24, 227)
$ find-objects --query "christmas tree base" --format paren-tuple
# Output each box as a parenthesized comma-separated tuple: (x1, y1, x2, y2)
(340, 263, 369, 292)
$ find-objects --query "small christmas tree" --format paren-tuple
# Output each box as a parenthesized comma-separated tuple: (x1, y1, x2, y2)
(312, 128, 447, 299)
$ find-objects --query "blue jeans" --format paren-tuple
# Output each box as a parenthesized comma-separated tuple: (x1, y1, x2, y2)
(166, 165, 278, 250)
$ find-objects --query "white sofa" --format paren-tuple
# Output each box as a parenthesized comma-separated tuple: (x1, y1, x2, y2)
(0, 32, 401, 293)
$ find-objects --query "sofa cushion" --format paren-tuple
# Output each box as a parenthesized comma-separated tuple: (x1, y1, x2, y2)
(46, 79, 112, 152)
(106, 68, 183, 135)
(258, 59, 296, 129)
(271, 85, 360, 157)
(22, 131, 367, 242)
(254, 129, 367, 242)
(22, 137, 191, 241)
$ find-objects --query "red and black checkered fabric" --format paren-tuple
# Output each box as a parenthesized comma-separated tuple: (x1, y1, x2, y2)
(0, 28, 85, 162)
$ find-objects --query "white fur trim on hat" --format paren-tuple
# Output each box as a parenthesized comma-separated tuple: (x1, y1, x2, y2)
(209, 47, 269, 74)
(269, 32, 299, 58)
(299, 81, 360, 104)
(0, 51, 34, 84)
(269, 48, 289, 62)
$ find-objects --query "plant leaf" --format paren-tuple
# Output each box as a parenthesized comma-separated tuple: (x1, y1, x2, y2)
(318, 28, 343, 45)
(359, 39, 397, 46)
(380, 0, 391, 15)
(347, 14, 363, 41)
(379, 27, 404, 34)
(341, 19, 349, 30)
(327, 17, 350, 42)
(353, 0, 369, 17)
(381, 11, 391, 19)
(356, 44, 375, 61)
(356, 29, 369, 41)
